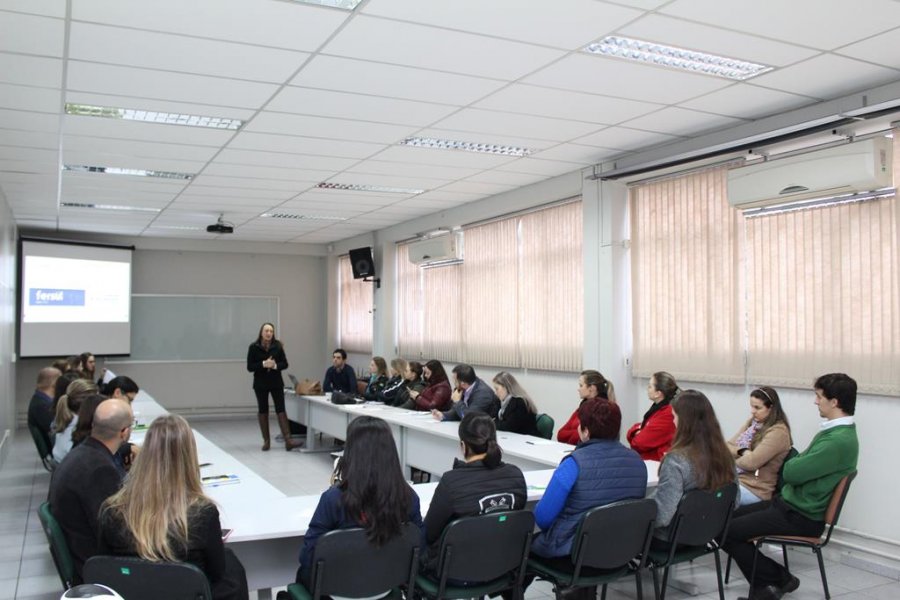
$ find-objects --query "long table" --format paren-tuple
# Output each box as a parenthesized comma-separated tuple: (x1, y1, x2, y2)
(126, 383, 659, 599)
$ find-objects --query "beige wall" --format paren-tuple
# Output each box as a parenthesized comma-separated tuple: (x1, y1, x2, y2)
(0, 190, 17, 466)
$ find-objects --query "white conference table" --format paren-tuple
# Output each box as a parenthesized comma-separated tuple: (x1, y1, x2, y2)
(126, 382, 659, 599)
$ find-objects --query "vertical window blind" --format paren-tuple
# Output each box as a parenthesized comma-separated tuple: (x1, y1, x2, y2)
(338, 255, 373, 353)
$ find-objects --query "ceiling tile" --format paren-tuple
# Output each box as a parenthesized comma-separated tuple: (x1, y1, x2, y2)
(244, 112, 418, 144)
(0, 2, 65, 17)
(214, 149, 358, 171)
(63, 136, 219, 163)
(292, 56, 506, 105)
(679, 84, 815, 119)
(72, 0, 349, 52)
(0, 11, 64, 56)
(0, 146, 57, 162)
(497, 157, 583, 176)
(348, 160, 482, 180)
(182, 184, 294, 200)
(837, 28, 900, 70)
(525, 53, 731, 104)
(464, 170, 547, 187)
(530, 143, 619, 164)
(618, 14, 819, 67)
(751, 54, 900, 99)
(575, 126, 684, 151)
(0, 83, 60, 113)
(267, 86, 457, 126)
(431, 108, 602, 142)
(190, 175, 313, 192)
(202, 163, 335, 182)
(0, 54, 61, 88)
(621, 107, 746, 137)
(69, 22, 309, 83)
(322, 16, 565, 80)
(436, 180, 516, 196)
(228, 132, 385, 159)
(362, 0, 642, 49)
(475, 84, 661, 125)
(0, 109, 59, 133)
(660, 0, 900, 50)
(66, 61, 280, 109)
(0, 129, 59, 149)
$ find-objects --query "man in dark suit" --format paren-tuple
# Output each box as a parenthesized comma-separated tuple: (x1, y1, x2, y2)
(434, 364, 500, 421)
(48, 398, 133, 582)
(27, 366, 61, 451)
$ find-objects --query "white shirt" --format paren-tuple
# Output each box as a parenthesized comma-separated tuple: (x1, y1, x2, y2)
(820, 415, 854, 431)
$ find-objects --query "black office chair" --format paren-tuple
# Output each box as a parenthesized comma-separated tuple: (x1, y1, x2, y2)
(38, 502, 76, 590)
(29, 423, 56, 472)
(528, 498, 657, 600)
(747, 471, 857, 600)
(83, 555, 212, 600)
(416, 511, 535, 600)
(647, 483, 738, 600)
(285, 523, 421, 600)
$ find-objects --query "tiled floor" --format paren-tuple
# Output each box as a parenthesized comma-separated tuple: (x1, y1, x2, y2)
(2, 418, 897, 599)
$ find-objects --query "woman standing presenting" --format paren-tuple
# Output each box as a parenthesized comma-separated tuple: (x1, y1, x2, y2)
(247, 323, 299, 451)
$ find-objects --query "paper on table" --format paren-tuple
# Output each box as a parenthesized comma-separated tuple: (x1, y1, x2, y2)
(524, 438, 555, 445)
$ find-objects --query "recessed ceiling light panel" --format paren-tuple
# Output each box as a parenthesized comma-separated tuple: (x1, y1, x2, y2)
(316, 182, 425, 195)
(261, 212, 348, 221)
(63, 164, 194, 180)
(583, 36, 772, 81)
(65, 103, 243, 130)
(290, 0, 363, 9)
(400, 137, 534, 157)
(60, 202, 161, 213)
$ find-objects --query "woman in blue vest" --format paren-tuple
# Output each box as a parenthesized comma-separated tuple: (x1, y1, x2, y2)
(531, 398, 647, 559)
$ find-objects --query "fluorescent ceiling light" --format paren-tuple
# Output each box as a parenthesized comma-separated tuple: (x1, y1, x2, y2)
(316, 182, 425, 195)
(60, 202, 161, 213)
(743, 188, 896, 218)
(66, 103, 243, 130)
(400, 137, 534, 157)
(584, 36, 772, 81)
(63, 164, 194, 180)
(261, 212, 348, 221)
(290, 0, 362, 9)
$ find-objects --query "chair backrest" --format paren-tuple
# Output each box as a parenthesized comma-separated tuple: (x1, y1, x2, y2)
(435, 511, 534, 585)
(29, 423, 52, 460)
(309, 523, 421, 599)
(668, 483, 738, 548)
(38, 502, 76, 590)
(83, 555, 212, 600)
(535, 414, 554, 440)
(820, 471, 857, 544)
(775, 446, 799, 492)
(571, 498, 657, 574)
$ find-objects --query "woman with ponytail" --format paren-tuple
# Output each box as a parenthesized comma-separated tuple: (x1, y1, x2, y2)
(422, 412, 526, 571)
(626, 371, 679, 460)
(557, 370, 615, 445)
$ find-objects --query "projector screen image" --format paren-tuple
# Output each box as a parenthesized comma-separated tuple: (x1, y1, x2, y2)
(19, 239, 133, 358)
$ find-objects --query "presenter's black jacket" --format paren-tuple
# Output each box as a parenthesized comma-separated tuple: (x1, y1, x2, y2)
(246, 341, 288, 391)
(48, 437, 124, 582)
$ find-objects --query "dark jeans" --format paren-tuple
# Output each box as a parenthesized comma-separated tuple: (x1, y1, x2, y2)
(722, 497, 824, 588)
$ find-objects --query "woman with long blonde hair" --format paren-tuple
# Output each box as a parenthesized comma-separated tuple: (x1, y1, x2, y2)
(99, 414, 248, 600)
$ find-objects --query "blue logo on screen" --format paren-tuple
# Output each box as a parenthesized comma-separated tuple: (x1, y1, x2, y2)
(29, 288, 86, 306)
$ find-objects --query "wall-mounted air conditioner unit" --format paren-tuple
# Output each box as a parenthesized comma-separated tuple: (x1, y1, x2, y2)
(407, 234, 461, 266)
(727, 137, 893, 209)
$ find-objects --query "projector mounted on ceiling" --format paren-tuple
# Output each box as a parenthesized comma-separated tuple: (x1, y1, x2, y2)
(206, 214, 234, 234)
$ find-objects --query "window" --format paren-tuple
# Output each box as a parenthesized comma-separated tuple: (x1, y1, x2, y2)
(630, 137, 900, 395)
(338, 255, 373, 353)
(397, 200, 584, 371)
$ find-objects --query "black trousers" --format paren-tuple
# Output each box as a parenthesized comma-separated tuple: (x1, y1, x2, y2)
(722, 497, 824, 588)
(254, 386, 285, 414)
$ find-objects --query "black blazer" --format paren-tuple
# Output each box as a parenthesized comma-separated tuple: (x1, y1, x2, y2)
(246, 341, 288, 391)
(495, 397, 539, 436)
(48, 437, 124, 581)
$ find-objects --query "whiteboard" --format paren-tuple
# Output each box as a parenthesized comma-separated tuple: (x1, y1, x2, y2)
(130, 295, 279, 361)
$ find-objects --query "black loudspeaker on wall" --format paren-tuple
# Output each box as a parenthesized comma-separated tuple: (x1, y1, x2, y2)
(348, 247, 376, 279)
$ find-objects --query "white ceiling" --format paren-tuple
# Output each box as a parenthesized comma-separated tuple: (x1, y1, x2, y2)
(1, 0, 900, 244)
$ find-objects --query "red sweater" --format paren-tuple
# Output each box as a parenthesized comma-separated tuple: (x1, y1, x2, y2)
(626, 403, 675, 461)
(415, 379, 452, 412)
(556, 408, 582, 445)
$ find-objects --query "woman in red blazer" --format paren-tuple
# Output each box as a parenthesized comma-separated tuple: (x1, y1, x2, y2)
(556, 370, 616, 444)
(626, 371, 678, 461)
(410, 360, 452, 412)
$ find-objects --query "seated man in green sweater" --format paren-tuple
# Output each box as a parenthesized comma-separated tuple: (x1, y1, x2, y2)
(723, 373, 859, 600)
